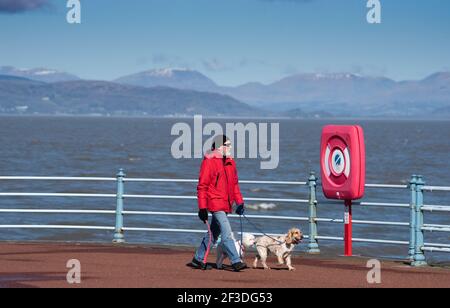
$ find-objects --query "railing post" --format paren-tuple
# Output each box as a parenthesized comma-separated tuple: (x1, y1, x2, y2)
(113, 169, 125, 243)
(307, 172, 320, 254)
(412, 175, 427, 267)
(408, 175, 417, 262)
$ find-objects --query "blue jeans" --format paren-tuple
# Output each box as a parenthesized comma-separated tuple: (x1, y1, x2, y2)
(195, 211, 241, 265)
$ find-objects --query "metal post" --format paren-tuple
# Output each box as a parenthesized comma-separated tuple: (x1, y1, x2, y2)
(344, 200, 352, 257)
(307, 172, 320, 254)
(408, 175, 417, 262)
(113, 169, 125, 243)
(412, 175, 427, 266)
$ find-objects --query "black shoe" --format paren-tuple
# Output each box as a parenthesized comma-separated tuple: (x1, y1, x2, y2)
(232, 262, 247, 272)
(190, 258, 212, 270)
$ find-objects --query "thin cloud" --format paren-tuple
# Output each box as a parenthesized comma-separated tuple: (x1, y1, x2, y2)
(202, 58, 230, 72)
(0, 0, 50, 13)
(151, 53, 191, 68)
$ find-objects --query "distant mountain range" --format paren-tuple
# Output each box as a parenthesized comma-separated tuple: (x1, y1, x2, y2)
(115, 68, 450, 117)
(0, 65, 449, 118)
(0, 75, 259, 116)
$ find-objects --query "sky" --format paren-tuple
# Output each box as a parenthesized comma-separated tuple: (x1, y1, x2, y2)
(0, 0, 450, 86)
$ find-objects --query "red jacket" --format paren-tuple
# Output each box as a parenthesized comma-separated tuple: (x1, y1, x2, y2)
(197, 150, 244, 213)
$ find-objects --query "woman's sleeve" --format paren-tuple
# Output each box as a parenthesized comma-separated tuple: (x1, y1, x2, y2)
(234, 165, 244, 205)
(197, 159, 211, 210)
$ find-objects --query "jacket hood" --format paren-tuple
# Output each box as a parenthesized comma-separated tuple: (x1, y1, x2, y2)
(204, 150, 234, 161)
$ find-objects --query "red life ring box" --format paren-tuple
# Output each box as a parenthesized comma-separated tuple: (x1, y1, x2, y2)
(320, 125, 366, 200)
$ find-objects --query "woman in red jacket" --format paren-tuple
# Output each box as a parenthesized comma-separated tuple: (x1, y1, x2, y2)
(191, 135, 247, 272)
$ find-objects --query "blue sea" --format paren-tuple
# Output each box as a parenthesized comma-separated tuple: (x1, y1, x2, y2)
(0, 116, 449, 263)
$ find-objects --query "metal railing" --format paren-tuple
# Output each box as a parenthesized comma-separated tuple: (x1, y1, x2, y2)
(0, 170, 449, 267)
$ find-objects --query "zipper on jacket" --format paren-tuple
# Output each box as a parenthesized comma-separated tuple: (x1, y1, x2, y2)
(215, 173, 220, 188)
(223, 162, 231, 207)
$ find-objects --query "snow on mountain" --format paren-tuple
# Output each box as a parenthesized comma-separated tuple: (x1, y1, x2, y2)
(115, 68, 219, 92)
(0, 66, 80, 83)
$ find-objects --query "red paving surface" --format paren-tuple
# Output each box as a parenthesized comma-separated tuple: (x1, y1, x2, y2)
(0, 242, 449, 288)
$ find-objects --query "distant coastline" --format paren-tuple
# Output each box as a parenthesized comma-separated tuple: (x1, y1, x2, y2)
(0, 113, 448, 122)
(1, 67, 449, 120)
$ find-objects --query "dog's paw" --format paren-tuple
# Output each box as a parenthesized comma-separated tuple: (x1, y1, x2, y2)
(288, 267, 296, 271)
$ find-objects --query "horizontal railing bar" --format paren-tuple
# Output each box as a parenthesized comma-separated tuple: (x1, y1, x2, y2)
(124, 179, 198, 183)
(422, 247, 450, 253)
(0, 176, 116, 181)
(122, 227, 278, 237)
(0, 209, 411, 226)
(122, 227, 289, 237)
(0, 193, 116, 198)
(123, 194, 195, 200)
(124, 178, 307, 185)
(316, 236, 409, 245)
(353, 238, 409, 245)
(422, 186, 450, 192)
(132, 180, 421, 188)
(424, 242, 450, 248)
(315, 218, 343, 223)
(122, 211, 309, 221)
(424, 224, 450, 228)
(422, 227, 450, 232)
(0, 200, 436, 212)
(123, 211, 197, 216)
(0, 209, 115, 214)
(122, 194, 308, 203)
(316, 236, 343, 241)
(123, 227, 205, 233)
(353, 220, 409, 227)
(318, 183, 408, 189)
(359, 202, 410, 208)
(0, 221, 443, 249)
(0, 225, 114, 230)
(319, 200, 410, 208)
(246, 197, 308, 203)
(228, 214, 308, 221)
(422, 206, 450, 212)
(365, 184, 408, 189)
(0, 208, 410, 227)
(315, 218, 408, 227)
(241, 180, 307, 185)
(0, 176, 426, 190)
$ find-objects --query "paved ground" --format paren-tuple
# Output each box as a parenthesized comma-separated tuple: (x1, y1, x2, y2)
(0, 242, 449, 288)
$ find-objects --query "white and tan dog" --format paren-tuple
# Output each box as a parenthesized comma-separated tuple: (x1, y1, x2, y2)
(216, 233, 256, 269)
(253, 228, 303, 271)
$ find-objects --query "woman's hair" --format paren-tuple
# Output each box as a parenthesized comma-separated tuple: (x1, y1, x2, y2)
(211, 135, 230, 150)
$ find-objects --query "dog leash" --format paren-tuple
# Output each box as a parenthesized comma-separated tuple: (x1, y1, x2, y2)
(242, 213, 285, 245)
(202, 221, 213, 269)
(239, 215, 243, 259)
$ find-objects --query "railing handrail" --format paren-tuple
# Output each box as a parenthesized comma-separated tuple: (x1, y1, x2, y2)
(0, 192, 116, 198)
(0, 176, 306, 185)
(422, 186, 450, 192)
(0, 176, 116, 181)
(3, 175, 450, 191)
(0, 224, 114, 230)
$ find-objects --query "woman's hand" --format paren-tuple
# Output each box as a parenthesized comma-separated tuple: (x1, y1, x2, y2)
(198, 209, 208, 223)
(235, 204, 245, 216)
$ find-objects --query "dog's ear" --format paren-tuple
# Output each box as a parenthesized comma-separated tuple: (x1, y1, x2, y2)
(285, 234, 293, 245)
